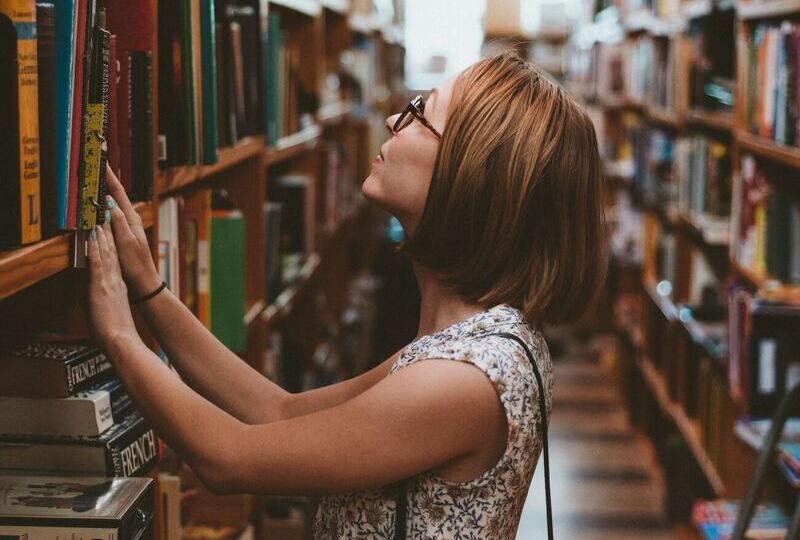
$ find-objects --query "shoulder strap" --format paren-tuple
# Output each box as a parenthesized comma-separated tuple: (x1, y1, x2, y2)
(393, 331, 554, 540)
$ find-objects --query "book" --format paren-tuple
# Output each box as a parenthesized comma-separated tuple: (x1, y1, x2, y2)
(692, 499, 788, 540)
(200, 0, 218, 164)
(0, 342, 113, 398)
(36, 1, 56, 239)
(0, 378, 134, 437)
(0, 474, 154, 540)
(54, 0, 78, 229)
(184, 190, 212, 327)
(0, 411, 159, 477)
(130, 50, 153, 201)
(0, 0, 41, 246)
(210, 201, 246, 353)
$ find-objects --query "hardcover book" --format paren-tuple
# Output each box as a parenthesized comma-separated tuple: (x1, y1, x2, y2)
(0, 474, 154, 540)
(0, 411, 159, 477)
(0, 342, 113, 398)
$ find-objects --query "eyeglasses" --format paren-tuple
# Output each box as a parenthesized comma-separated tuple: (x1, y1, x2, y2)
(392, 95, 442, 139)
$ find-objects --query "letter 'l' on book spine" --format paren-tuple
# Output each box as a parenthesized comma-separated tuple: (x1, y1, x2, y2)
(0, 0, 41, 246)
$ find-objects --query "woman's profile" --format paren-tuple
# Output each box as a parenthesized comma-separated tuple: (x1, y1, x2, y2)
(85, 50, 607, 539)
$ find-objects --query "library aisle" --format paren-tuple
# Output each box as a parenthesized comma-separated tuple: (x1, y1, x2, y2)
(518, 332, 674, 540)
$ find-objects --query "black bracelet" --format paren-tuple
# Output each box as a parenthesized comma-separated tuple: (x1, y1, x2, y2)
(130, 281, 167, 305)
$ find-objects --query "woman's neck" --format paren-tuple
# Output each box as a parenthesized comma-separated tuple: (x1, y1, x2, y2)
(413, 262, 488, 338)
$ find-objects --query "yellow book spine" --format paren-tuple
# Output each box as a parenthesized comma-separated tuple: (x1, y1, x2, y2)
(1, 0, 40, 244)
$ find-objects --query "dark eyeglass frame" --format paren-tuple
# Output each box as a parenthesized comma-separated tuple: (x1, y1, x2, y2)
(392, 95, 442, 139)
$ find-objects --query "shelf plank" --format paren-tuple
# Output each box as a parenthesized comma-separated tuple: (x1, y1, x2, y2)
(644, 277, 680, 320)
(158, 137, 265, 195)
(269, 0, 321, 17)
(639, 356, 726, 496)
(0, 201, 153, 301)
(265, 125, 321, 166)
(318, 101, 352, 125)
(319, 0, 349, 14)
(737, 0, 800, 20)
(736, 129, 800, 170)
(261, 253, 322, 327)
(646, 105, 684, 130)
(686, 109, 734, 133)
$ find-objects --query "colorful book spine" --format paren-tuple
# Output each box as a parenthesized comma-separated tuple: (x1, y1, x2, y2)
(54, 0, 76, 228)
(200, 0, 218, 164)
(0, 0, 41, 246)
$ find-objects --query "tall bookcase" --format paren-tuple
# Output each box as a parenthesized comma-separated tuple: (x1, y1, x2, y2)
(0, 0, 406, 538)
(568, 0, 800, 536)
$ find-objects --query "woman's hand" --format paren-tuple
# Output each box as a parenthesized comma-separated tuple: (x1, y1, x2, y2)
(104, 164, 161, 297)
(87, 224, 143, 353)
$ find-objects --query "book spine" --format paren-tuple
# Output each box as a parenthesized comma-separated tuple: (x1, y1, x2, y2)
(0, 0, 41, 246)
(180, 0, 196, 164)
(200, 0, 217, 164)
(54, 0, 76, 229)
(36, 1, 56, 239)
(66, 0, 89, 229)
(64, 350, 113, 394)
(130, 50, 152, 201)
(107, 379, 135, 422)
(107, 33, 119, 177)
(107, 415, 159, 477)
(95, 23, 110, 225)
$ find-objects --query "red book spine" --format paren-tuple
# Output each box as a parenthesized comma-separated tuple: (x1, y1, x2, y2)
(107, 33, 119, 178)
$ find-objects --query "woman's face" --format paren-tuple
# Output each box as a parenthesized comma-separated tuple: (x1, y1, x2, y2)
(361, 75, 456, 233)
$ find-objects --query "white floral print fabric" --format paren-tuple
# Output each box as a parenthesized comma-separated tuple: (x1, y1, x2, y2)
(313, 304, 554, 540)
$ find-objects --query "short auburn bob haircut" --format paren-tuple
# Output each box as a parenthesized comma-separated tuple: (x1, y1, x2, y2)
(402, 50, 608, 325)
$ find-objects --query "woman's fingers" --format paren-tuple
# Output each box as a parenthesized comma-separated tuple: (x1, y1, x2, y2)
(107, 193, 135, 239)
(88, 229, 102, 274)
(104, 163, 140, 225)
(102, 223, 121, 273)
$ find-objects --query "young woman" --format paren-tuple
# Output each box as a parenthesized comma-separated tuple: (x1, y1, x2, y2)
(87, 51, 606, 539)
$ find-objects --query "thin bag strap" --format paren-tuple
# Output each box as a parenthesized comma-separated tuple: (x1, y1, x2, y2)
(394, 331, 554, 540)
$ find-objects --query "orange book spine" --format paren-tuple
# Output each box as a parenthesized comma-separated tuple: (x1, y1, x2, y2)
(1, 0, 40, 244)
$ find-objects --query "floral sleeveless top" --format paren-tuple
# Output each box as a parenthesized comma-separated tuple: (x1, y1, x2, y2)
(313, 304, 554, 540)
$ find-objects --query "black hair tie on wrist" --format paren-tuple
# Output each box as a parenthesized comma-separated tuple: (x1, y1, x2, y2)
(130, 281, 167, 305)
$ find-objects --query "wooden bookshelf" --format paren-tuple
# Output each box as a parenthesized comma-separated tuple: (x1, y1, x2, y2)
(681, 0, 713, 19)
(735, 129, 800, 170)
(270, 0, 322, 17)
(737, 0, 800, 20)
(261, 253, 322, 328)
(646, 105, 684, 130)
(265, 125, 322, 166)
(319, 100, 353, 125)
(686, 109, 735, 133)
(157, 137, 266, 196)
(349, 13, 378, 35)
(0, 201, 153, 302)
(319, 0, 350, 15)
(639, 355, 726, 496)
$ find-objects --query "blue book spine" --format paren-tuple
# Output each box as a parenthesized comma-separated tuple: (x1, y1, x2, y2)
(54, 0, 76, 229)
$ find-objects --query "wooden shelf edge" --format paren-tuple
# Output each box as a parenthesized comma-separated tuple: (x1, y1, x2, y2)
(319, 101, 353, 125)
(319, 0, 349, 15)
(261, 253, 322, 327)
(269, 0, 321, 17)
(643, 276, 680, 320)
(735, 129, 800, 170)
(686, 109, 734, 133)
(646, 106, 684, 130)
(157, 137, 266, 196)
(0, 201, 154, 301)
(266, 125, 322, 166)
(737, 0, 800, 20)
(639, 356, 726, 496)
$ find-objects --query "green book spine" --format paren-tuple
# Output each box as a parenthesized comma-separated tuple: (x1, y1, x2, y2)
(200, 0, 218, 164)
(210, 209, 246, 352)
(180, 0, 196, 164)
(266, 11, 280, 146)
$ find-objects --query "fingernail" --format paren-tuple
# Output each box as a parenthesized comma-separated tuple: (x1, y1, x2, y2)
(105, 209, 111, 222)
(91, 228, 97, 240)
(106, 195, 116, 209)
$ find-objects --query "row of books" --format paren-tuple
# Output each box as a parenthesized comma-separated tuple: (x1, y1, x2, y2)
(0, 341, 158, 477)
(625, 34, 680, 112)
(735, 155, 800, 283)
(1, 0, 154, 248)
(728, 284, 800, 417)
(674, 134, 731, 220)
(745, 21, 800, 147)
(692, 499, 789, 540)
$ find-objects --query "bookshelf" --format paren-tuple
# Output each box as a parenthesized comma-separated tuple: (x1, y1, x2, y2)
(0, 0, 405, 538)
(569, 0, 800, 535)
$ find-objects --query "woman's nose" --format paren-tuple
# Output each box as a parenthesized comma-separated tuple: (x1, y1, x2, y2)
(385, 114, 399, 136)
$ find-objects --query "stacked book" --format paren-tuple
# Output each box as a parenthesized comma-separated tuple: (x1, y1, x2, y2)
(0, 341, 158, 477)
(693, 499, 789, 540)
